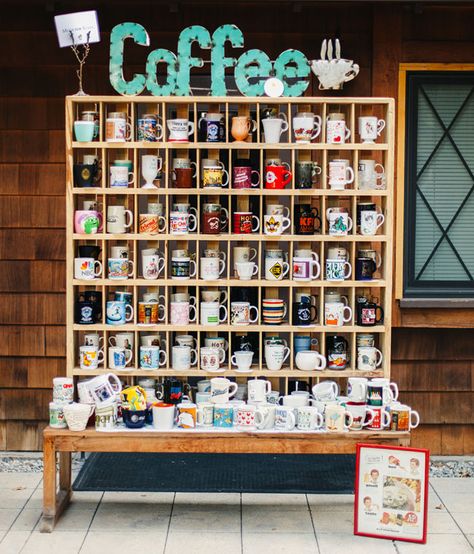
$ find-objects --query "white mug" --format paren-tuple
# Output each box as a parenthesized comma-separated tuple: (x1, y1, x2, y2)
(293, 112, 321, 143)
(312, 381, 339, 401)
(141, 155, 162, 188)
(200, 347, 225, 373)
(167, 118, 194, 142)
(142, 253, 165, 280)
(360, 211, 385, 235)
(107, 206, 133, 234)
(292, 257, 320, 281)
(326, 210, 353, 236)
(172, 345, 197, 370)
(262, 118, 289, 143)
(324, 302, 352, 326)
(235, 262, 258, 280)
(230, 302, 258, 325)
(357, 347, 383, 371)
(358, 116, 385, 143)
(325, 404, 353, 432)
(79, 345, 104, 370)
(109, 332, 134, 350)
(84, 373, 122, 406)
(295, 350, 326, 371)
(231, 350, 254, 373)
(326, 115, 351, 144)
(274, 405, 296, 430)
(108, 346, 132, 370)
(110, 165, 134, 188)
(297, 406, 324, 430)
(265, 257, 290, 281)
(370, 378, 399, 403)
(200, 257, 226, 280)
(74, 257, 102, 280)
(328, 159, 354, 190)
(358, 159, 385, 190)
(170, 301, 197, 326)
(200, 301, 227, 326)
(264, 344, 290, 371)
(263, 214, 291, 236)
(210, 377, 238, 404)
(348, 377, 368, 402)
(247, 379, 272, 402)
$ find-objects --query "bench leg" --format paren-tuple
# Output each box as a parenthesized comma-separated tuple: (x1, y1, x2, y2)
(40, 438, 72, 533)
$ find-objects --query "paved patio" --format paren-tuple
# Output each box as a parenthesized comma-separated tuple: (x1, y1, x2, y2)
(0, 471, 473, 553)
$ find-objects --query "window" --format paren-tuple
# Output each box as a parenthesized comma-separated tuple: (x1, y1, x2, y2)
(404, 72, 474, 297)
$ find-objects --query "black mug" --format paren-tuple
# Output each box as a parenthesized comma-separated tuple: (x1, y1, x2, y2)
(293, 297, 317, 326)
(356, 297, 384, 326)
(73, 163, 97, 187)
(158, 378, 190, 404)
(355, 257, 376, 280)
(84, 290, 102, 319)
(78, 245, 101, 259)
(75, 294, 99, 324)
(326, 335, 349, 370)
(235, 334, 253, 352)
(294, 204, 321, 235)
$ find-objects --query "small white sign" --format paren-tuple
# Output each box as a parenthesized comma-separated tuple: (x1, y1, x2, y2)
(264, 77, 284, 98)
(54, 11, 100, 48)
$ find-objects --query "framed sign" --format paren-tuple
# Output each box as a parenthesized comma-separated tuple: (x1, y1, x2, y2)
(354, 444, 429, 544)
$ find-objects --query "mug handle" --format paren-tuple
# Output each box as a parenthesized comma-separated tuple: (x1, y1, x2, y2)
(249, 306, 259, 324)
(250, 119, 258, 133)
(345, 167, 355, 184)
(251, 170, 260, 187)
(344, 411, 354, 429)
(94, 260, 103, 277)
(187, 214, 197, 232)
(221, 169, 230, 187)
(125, 304, 134, 322)
(390, 382, 399, 401)
(376, 214, 385, 230)
(228, 382, 238, 399)
(190, 349, 198, 366)
(254, 410, 265, 428)
(107, 372, 122, 393)
(382, 410, 391, 428)
(281, 262, 290, 278)
(343, 306, 353, 323)
(251, 215, 260, 232)
(219, 259, 226, 276)
(311, 260, 321, 279)
(345, 126, 351, 140)
(158, 304, 166, 322)
(124, 210, 133, 228)
(286, 410, 296, 430)
(159, 349, 168, 367)
(346, 216, 353, 232)
(157, 257, 165, 275)
(189, 304, 197, 323)
(365, 409, 376, 427)
(189, 260, 197, 278)
(127, 172, 135, 185)
(187, 121, 195, 136)
(219, 305, 228, 323)
(376, 305, 385, 324)
(127, 260, 135, 277)
(281, 217, 291, 233)
(316, 353, 327, 370)
(280, 120, 289, 134)
(97, 349, 105, 365)
(158, 216, 167, 233)
(377, 119, 386, 136)
(375, 348, 384, 367)
(282, 171, 293, 187)
(108, 336, 116, 347)
(190, 161, 197, 178)
(311, 116, 322, 140)
(220, 207, 229, 229)
(344, 262, 352, 279)
(218, 348, 226, 364)
(410, 410, 420, 429)
(124, 349, 133, 366)
(252, 264, 259, 277)
(231, 355, 238, 367)
(282, 347, 291, 364)
(155, 125, 164, 142)
(249, 248, 258, 261)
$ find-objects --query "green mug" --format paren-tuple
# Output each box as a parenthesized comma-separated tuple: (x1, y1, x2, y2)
(74, 121, 95, 142)
(113, 159, 133, 171)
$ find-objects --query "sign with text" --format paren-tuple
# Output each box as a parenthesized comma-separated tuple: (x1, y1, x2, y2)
(109, 23, 310, 97)
(55, 11, 100, 47)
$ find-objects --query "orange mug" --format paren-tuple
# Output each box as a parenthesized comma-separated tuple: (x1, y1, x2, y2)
(176, 402, 197, 428)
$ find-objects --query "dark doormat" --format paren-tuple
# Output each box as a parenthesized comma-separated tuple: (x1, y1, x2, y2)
(73, 453, 355, 493)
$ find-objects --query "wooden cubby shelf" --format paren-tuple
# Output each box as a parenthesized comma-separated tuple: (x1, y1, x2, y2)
(67, 95, 394, 402)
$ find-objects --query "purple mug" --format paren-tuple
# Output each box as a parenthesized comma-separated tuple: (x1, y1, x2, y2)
(233, 166, 260, 189)
(74, 210, 103, 234)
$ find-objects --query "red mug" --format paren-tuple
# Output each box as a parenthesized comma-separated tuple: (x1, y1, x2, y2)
(202, 211, 221, 234)
(233, 166, 260, 189)
(232, 212, 260, 234)
(265, 165, 292, 189)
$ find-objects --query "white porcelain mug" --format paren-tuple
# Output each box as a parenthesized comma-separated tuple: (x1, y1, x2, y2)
(358, 116, 385, 143)
(107, 206, 133, 234)
(167, 118, 194, 142)
(200, 301, 227, 326)
(324, 302, 352, 326)
(328, 159, 354, 190)
(295, 350, 327, 371)
(263, 214, 291, 236)
(74, 257, 102, 280)
(264, 344, 290, 371)
(200, 346, 225, 373)
(172, 345, 197, 370)
(200, 256, 226, 280)
(247, 379, 272, 402)
(262, 117, 288, 143)
(360, 211, 385, 235)
(79, 345, 104, 370)
(210, 377, 238, 404)
(230, 301, 258, 325)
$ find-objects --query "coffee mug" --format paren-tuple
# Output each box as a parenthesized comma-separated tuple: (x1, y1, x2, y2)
(171, 257, 197, 280)
(138, 301, 165, 325)
(389, 403, 420, 431)
(170, 301, 196, 325)
(358, 116, 385, 143)
(274, 406, 296, 430)
(172, 167, 194, 188)
(152, 403, 176, 430)
(327, 209, 353, 236)
(265, 344, 290, 371)
(346, 402, 376, 430)
(200, 301, 227, 326)
(235, 262, 258, 280)
(137, 114, 163, 142)
(79, 345, 104, 370)
(106, 301, 133, 325)
(106, 206, 133, 234)
(210, 378, 238, 404)
(200, 347, 225, 373)
(170, 211, 197, 235)
(312, 380, 339, 401)
(358, 159, 385, 190)
(213, 404, 234, 427)
(74, 210, 102, 234)
(295, 350, 326, 371)
(265, 257, 290, 281)
(202, 166, 230, 189)
(231, 116, 257, 142)
(176, 402, 197, 428)
(295, 161, 321, 189)
(326, 259, 352, 281)
(233, 166, 260, 189)
(360, 211, 385, 235)
(167, 118, 194, 142)
(108, 346, 132, 370)
(200, 257, 226, 281)
(172, 345, 197, 370)
(110, 165, 134, 188)
(262, 117, 288, 143)
(142, 253, 165, 280)
(293, 112, 321, 143)
(230, 302, 259, 325)
(326, 114, 350, 144)
(263, 214, 291, 236)
(324, 302, 352, 326)
(231, 350, 254, 373)
(140, 345, 167, 369)
(233, 212, 260, 234)
(74, 257, 102, 280)
(347, 377, 368, 402)
(196, 402, 214, 427)
(107, 257, 134, 279)
(357, 346, 383, 371)
(328, 159, 354, 189)
(326, 335, 348, 370)
(262, 298, 287, 325)
(355, 257, 377, 281)
(265, 165, 292, 189)
(292, 257, 320, 281)
(297, 406, 324, 430)
(367, 406, 391, 430)
(325, 404, 353, 432)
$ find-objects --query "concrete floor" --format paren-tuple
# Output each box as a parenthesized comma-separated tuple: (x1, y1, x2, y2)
(0, 472, 473, 553)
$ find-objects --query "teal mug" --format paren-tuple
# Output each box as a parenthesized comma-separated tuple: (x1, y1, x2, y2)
(74, 121, 95, 142)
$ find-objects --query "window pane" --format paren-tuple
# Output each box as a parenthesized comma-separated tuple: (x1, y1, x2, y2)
(413, 82, 474, 284)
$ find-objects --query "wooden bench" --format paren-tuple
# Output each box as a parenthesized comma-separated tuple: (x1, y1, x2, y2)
(41, 426, 409, 532)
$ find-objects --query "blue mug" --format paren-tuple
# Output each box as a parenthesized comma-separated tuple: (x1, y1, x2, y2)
(106, 301, 133, 325)
(140, 346, 167, 369)
(213, 404, 233, 428)
(294, 335, 319, 354)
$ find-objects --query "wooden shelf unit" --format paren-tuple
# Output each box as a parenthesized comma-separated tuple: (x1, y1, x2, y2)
(66, 95, 395, 397)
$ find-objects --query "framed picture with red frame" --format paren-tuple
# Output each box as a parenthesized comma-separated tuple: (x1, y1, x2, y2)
(354, 444, 429, 544)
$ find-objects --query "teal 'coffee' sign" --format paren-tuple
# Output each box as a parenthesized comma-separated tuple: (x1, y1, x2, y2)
(109, 23, 310, 97)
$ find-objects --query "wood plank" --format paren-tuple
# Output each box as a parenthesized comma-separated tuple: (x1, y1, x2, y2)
(0, 294, 65, 324)
(0, 390, 51, 421)
(440, 425, 465, 455)
(402, 6, 474, 42)
(409, 426, 442, 455)
(0, 326, 45, 356)
(392, 361, 472, 392)
(6, 421, 48, 451)
(45, 326, 66, 358)
(0, 357, 65, 388)
(403, 41, 474, 63)
(0, 261, 65, 292)
(397, 308, 474, 328)
(401, 392, 441, 424)
(392, 329, 474, 361)
(402, 392, 473, 424)
(0, 98, 65, 129)
(0, 196, 65, 228)
(0, 131, 64, 162)
(0, 164, 65, 196)
(0, 423, 5, 450)
(0, 230, 65, 260)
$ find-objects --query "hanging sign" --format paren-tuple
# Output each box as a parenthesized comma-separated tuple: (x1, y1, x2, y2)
(109, 23, 310, 97)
